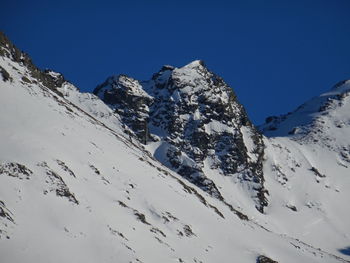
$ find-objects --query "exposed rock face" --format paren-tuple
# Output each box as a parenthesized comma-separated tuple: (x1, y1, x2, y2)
(94, 75, 152, 144)
(0, 32, 65, 95)
(94, 60, 267, 212)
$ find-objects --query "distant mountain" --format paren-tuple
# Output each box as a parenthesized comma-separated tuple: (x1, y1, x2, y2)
(260, 79, 350, 139)
(1, 32, 349, 263)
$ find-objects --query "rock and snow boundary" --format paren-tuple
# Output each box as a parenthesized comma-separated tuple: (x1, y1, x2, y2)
(1, 32, 349, 263)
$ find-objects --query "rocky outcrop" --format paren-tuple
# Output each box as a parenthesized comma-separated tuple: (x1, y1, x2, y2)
(94, 75, 152, 144)
(0, 162, 33, 180)
(95, 60, 267, 212)
(0, 32, 66, 95)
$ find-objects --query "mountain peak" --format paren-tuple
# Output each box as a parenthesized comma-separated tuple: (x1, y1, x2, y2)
(95, 62, 267, 212)
(151, 61, 206, 85)
(182, 59, 206, 69)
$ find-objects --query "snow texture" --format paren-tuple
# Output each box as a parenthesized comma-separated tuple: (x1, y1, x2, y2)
(0, 32, 349, 263)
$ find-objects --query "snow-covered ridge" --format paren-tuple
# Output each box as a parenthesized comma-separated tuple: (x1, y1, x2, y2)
(260, 79, 350, 138)
(1, 31, 350, 262)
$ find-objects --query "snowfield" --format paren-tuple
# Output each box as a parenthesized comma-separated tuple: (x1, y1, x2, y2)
(0, 33, 349, 263)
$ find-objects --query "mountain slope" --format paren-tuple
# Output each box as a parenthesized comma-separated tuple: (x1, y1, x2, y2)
(93, 60, 350, 260)
(0, 32, 349, 262)
(258, 80, 350, 257)
(260, 79, 350, 140)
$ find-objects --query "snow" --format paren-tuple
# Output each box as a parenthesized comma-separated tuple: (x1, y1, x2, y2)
(0, 51, 349, 263)
(261, 136, 350, 256)
(256, 80, 350, 257)
(203, 120, 232, 135)
(98, 75, 152, 99)
(260, 80, 350, 138)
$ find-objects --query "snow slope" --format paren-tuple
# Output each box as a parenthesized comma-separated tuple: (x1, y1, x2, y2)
(256, 80, 350, 258)
(94, 57, 350, 261)
(0, 32, 349, 262)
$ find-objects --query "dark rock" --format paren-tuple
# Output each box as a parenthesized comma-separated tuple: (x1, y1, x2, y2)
(310, 167, 326, 178)
(0, 162, 33, 180)
(38, 162, 79, 204)
(0, 201, 14, 223)
(21, 76, 32, 83)
(94, 75, 152, 144)
(183, 225, 195, 237)
(134, 212, 150, 225)
(257, 255, 278, 263)
(286, 204, 297, 212)
(0, 66, 11, 81)
(288, 128, 298, 135)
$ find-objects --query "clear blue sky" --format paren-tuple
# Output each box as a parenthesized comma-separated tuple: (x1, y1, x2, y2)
(2, 0, 350, 124)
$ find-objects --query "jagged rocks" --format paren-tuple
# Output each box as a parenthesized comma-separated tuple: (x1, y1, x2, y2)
(38, 162, 79, 204)
(95, 75, 153, 144)
(95, 60, 268, 212)
(0, 32, 66, 96)
(257, 255, 278, 263)
(0, 162, 33, 180)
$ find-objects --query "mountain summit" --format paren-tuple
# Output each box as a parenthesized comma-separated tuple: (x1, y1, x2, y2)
(94, 60, 267, 213)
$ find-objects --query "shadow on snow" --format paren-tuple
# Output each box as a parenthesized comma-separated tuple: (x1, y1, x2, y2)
(338, 246, 350, 256)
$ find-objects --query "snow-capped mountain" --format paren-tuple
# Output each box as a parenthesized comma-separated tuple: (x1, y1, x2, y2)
(94, 61, 267, 213)
(1, 32, 349, 263)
